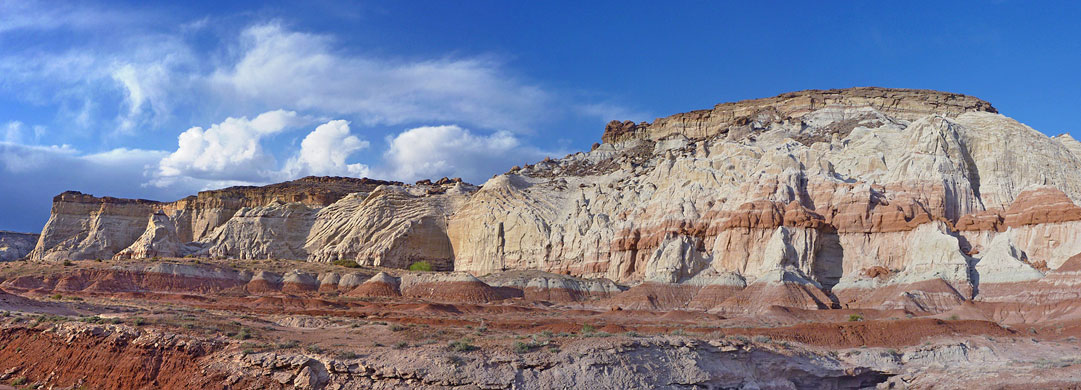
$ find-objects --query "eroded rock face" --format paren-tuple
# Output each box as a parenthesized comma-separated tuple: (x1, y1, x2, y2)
(305, 184, 477, 270)
(27, 177, 451, 264)
(0, 231, 38, 261)
(24, 87, 1081, 311)
(448, 87, 1081, 307)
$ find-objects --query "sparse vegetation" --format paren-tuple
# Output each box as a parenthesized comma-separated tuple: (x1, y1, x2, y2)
(393, 341, 409, 349)
(11, 376, 27, 386)
(62, 260, 74, 266)
(848, 314, 864, 322)
(408, 261, 433, 272)
(513, 341, 538, 353)
(131, 317, 147, 326)
(580, 324, 596, 334)
(277, 340, 300, 349)
(445, 354, 465, 366)
(753, 335, 772, 343)
(335, 351, 359, 360)
(234, 327, 253, 340)
(332, 259, 361, 268)
(388, 324, 407, 332)
(448, 338, 477, 352)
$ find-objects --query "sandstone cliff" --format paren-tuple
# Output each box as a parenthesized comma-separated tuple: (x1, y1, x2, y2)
(23, 87, 1081, 313)
(448, 87, 1081, 311)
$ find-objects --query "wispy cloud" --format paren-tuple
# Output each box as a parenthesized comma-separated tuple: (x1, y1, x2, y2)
(210, 23, 552, 132)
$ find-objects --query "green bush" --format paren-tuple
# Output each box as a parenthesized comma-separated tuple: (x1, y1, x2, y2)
(11, 377, 27, 386)
(513, 341, 537, 353)
(580, 324, 596, 334)
(848, 314, 863, 322)
(447, 338, 477, 352)
(62, 260, 74, 266)
(408, 261, 433, 272)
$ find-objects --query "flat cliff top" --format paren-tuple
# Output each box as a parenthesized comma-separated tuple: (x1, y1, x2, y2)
(194, 176, 403, 199)
(603, 87, 997, 143)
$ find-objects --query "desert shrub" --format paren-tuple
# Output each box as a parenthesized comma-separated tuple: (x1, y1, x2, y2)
(408, 261, 433, 272)
(670, 329, 686, 336)
(336, 351, 359, 359)
(305, 345, 325, 354)
(580, 324, 596, 334)
(513, 341, 537, 353)
(949, 314, 960, 321)
(447, 338, 477, 352)
(11, 377, 27, 386)
(277, 340, 300, 349)
(50, 293, 63, 300)
(332, 259, 360, 268)
(393, 341, 409, 349)
(753, 335, 772, 343)
(131, 317, 147, 326)
(729, 335, 750, 343)
(389, 324, 407, 332)
(62, 260, 73, 266)
(445, 354, 465, 366)
(234, 328, 253, 340)
(848, 314, 863, 322)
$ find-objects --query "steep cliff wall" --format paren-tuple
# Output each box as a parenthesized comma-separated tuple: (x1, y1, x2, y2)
(30, 177, 402, 262)
(449, 88, 1081, 306)
(25, 88, 1081, 306)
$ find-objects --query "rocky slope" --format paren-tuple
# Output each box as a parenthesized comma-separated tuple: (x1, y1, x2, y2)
(0, 231, 37, 261)
(22, 87, 1081, 316)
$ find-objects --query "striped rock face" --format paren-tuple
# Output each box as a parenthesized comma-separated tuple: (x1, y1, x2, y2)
(23, 87, 1081, 315)
(448, 87, 1081, 308)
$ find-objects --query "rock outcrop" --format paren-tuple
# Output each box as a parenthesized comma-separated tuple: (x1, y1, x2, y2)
(0, 231, 38, 261)
(22, 87, 1081, 314)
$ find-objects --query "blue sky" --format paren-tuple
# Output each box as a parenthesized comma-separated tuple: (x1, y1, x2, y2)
(1, 1, 1079, 232)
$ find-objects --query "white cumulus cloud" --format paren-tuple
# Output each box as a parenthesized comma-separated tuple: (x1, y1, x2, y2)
(155, 110, 305, 185)
(283, 120, 371, 178)
(381, 125, 552, 183)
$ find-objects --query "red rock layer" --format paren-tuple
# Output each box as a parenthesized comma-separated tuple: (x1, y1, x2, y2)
(0, 270, 246, 295)
(956, 187, 1081, 231)
(717, 281, 834, 313)
(346, 281, 402, 298)
(686, 285, 746, 311)
(600, 283, 702, 311)
(0, 327, 230, 390)
(401, 281, 506, 304)
(834, 279, 970, 313)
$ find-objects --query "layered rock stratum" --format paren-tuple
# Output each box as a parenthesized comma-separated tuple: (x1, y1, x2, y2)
(22, 87, 1081, 315)
(7, 87, 1081, 388)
